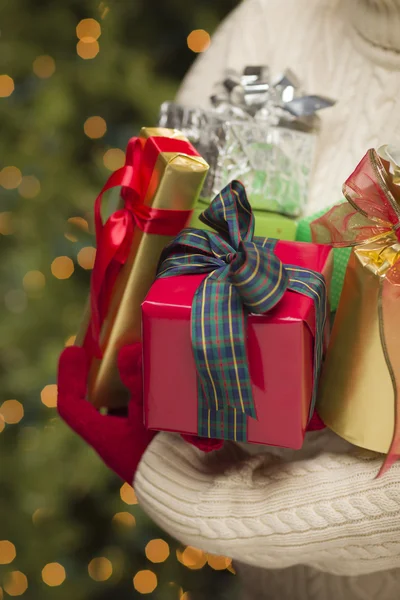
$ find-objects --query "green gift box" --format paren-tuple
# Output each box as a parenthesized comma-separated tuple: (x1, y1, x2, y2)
(190, 199, 297, 241)
(296, 205, 351, 312)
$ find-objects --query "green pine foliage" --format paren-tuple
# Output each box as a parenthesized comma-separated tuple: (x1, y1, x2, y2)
(0, 1, 239, 598)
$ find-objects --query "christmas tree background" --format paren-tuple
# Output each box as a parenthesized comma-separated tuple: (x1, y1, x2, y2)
(0, 0, 240, 598)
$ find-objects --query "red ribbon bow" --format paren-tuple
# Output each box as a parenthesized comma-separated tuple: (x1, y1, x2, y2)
(86, 135, 199, 358)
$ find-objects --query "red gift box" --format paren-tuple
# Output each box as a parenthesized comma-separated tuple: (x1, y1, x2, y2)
(142, 240, 332, 450)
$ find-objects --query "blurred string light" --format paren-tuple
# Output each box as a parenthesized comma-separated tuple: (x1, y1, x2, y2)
(187, 30, 211, 53)
(99, 2, 110, 20)
(0, 167, 22, 190)
(41, 563, 66, 587)
(84, 116, 107, 139)
(51, 256, 74, 279)
(0, 541, 16, 565)
(112, 512, 136, 527)
(65, 335, 76, 347)
(4, 290, 27, 313)
(32, 56, 56, 79)
(145, 539, 170, 563)
(119, 483, 138, 505)
(77, 246, 96, 270)
(18, 176, 40, 199)
(133, 570, 157, 594)
(177, 547, 207, 570)
(0, 401, 24, 425)
(180, 594, 191, 600)
(0, 75, 14, 98)
(103, 148, 125, 171)
(65, 216, 89, 242)
(23, 270, 46, 293)
(0, 415, 5, 433)
(3, 571, 28, 596)
(88, 557, 112, 582)
(40, 385, 57, 408)
(76, 18, 101, 60)
(0, 212, 14, 235)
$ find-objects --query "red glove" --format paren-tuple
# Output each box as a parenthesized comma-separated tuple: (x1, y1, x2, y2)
(57, 343, 223, 483)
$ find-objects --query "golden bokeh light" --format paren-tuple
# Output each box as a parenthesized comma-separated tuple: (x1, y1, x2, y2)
(76, 40, 100, 60)
(3, 571, 28, 596)
(145, 539, 170, 564)
(18, 175, 41, 199)
(180, 593, 191, 600)
(207, 554, 232, 570)
(65, 216, 89, 241)
(120, 483, 138, 505)
(0, 401, 24, 425)
(103, 148, 125, 171)
(177, 547, 207, 570)
(40, 385, 58, 408)
(187, 30, 211, 53)
(133, 570, 157, 594)
(84, 116, 107, 139)
(33, 55, 56, 79)
(0, 75, 14, 98)
(65, 335, 76, 347)
(112, 512, 136, 528)
(0, 414, 5, 433)
(23, 270, 46, 293)
(51, 256, 74, 279)
(0, 541, 16, 565)
(88, 557, 113, 582)
(0, 212, 14, 235)
(41, 563, 66, 587)
(77, 246, 96, 270)
(0, 166, 22, 190)
(76, 18, 101, 41)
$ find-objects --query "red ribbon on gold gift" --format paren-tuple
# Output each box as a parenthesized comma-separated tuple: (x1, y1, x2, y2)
(86, 135, 198, 358)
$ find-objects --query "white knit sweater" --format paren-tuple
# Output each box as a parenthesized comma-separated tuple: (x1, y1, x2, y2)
(135, 1, 400, 598)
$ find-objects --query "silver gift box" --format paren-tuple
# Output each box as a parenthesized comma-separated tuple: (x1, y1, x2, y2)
(159, 67, 335, 217)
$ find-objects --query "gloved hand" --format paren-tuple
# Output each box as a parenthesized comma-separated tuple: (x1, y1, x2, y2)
(57, 343, 222, 483)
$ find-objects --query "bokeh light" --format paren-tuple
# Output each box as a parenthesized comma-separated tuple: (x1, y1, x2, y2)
(18, 176, 40, 199)
(3, 571, 28, 596)
(0, 167, 22, 189)
(177, 547, 207, 570)
(77, 246, 96, 270)
(0, 75, 14, 98)
(32, 56, 56, 79)
(40, 385, 58, 408)
(76, 18, 101, 41)
(41, 563, 66, 586)
(84, 116, 107, 139)
(0, 541, 16, 565)
(88, 557, 113, 582)
(112, 512, 136, 528)
(0, 400, 24, 425)
(145, 539, 170, 563)
(51, 256, 74, 279)
(0, 212, 14, 235)
(64, 335, 76, 347)
(133, 570, 157, 594)
(207, 554, 232, 570)
(0, 414, 5, 433)
(32, 508, 50, 526)
(65, 216, 89, 242)
(4, 290, 27, 313)
(187, 30, 211, 53)
(76, 40, 100, 60)
(23, 270, 46, 293)
(119, 483, 137, 505)
(180, 593, 191, 600)
(103, 148, 125, 171)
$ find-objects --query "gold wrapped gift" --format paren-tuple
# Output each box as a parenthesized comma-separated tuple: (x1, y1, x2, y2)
(313, 148, 400, 474)
(76, 127, 209, 409)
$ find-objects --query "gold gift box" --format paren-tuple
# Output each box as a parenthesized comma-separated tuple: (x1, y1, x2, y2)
(316, 148, 400, 454)
(76, 127, 209, 409)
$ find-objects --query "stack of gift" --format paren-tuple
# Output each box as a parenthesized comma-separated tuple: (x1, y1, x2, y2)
(76, 127, 209, 408)
(159, 66, 335, 239)
(142, 181, 332, 448)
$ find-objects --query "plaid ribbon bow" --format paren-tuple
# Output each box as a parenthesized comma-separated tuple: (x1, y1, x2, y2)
(157, 181, 327, 442)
